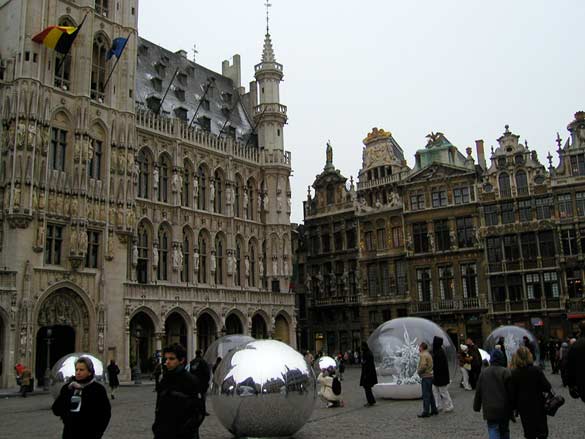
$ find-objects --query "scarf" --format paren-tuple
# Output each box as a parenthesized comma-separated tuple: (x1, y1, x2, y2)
(68, 376, 95, 391)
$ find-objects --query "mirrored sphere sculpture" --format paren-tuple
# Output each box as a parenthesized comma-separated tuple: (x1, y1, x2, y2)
(368, 317, 458, 399)
(203, 334, 255, 369)
(210, 339, 316, 438)
(484, 325, 540, 365)
(49, 352, 106, 399)
(317, 355, 336, 371)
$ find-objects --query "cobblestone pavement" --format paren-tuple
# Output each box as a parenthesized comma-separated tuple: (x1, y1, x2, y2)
(0, 367, 583, 438)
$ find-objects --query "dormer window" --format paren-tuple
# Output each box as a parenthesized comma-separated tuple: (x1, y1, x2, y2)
(174, 107, 188, 121)
(155, 62, 166, 78)
(138, 45, 148, 56)
(146, 96, 161, 113)
(198, 116, 211, 131)
(514, 154, 525, 165)
(226, 126, 236, 139)
(174, 87, 185, 101)
(95, 0, 109, 17)
(200, 98, 210, 111)
(177, 72, 188, 85)
(222, 92, 232, 104)
(497, 157, 507, 168)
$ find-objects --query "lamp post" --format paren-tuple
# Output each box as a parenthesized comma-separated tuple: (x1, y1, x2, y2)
(133, 326, 142, 384)
(43, 327, 53, 390)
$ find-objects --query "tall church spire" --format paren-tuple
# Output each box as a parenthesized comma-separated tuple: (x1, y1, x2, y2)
(262, 0, 276, 62)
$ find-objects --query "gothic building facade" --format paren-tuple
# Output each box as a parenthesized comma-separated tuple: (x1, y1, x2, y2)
(0, 0, 295, 387)
(297, 120, 585, 354)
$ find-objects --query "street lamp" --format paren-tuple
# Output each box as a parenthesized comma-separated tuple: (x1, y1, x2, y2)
(43, 327, 53, 390)
(133, 326, 142, 384)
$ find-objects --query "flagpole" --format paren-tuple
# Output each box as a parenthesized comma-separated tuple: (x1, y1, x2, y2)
(102, 31, 132, 92)
(55, 13, 88, 78)
(188, 77, 215, 129)
(157, 68, 178, 115)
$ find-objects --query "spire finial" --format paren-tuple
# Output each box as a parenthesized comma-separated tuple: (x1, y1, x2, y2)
(556, 132, 562, 150)
(265, 0, 272, 34)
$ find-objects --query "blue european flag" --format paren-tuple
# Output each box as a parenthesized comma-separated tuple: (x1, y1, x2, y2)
(107, 37, 128, 60)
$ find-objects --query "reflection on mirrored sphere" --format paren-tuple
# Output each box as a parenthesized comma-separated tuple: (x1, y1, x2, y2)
(479, 348, 491, 363)
(317, 355, 336, 371)
(368, 317, 458, 399)
(484, 325, 540, 365)
(203, 335, 255, 369)
(210, 339, 316, 437)
(49, 352, 106, 399)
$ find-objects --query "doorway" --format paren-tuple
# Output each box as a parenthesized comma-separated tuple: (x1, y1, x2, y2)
(35, 325, 75, 386)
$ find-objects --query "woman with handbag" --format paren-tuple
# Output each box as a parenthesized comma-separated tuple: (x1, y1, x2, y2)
(509, 346, 552, 439)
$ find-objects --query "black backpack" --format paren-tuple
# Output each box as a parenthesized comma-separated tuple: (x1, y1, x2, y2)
(332, 377, 341, 395)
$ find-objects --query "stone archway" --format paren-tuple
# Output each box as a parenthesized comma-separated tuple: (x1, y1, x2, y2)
(197, 313, 217, 353)
(129, 312, 156, 374)
(35, 288, 90, 384)
(251, 314, 268, 339)
(225, 313, 243, 335)
(165, 312, 187, 349)
(274, 314, 290, 344)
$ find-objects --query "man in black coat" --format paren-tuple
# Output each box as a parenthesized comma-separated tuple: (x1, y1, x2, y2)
(567, 320, 585, 403)
(466, 337, 482, 390)
(153, 344, 205, 439)
(360, 342, 377, 407)
(190, 349, 211, 416)
(432, 336, 453, 412)
(106, 360, 120, 400)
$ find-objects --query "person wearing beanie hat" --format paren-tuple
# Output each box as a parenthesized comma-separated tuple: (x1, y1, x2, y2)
(52, 356, 111, 438)
(459, 344, 472, 391)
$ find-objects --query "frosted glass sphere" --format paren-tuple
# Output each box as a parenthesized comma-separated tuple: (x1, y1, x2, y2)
(368, 317, 457, 399)
(209, 339, 316, 437)
(49, 352, 106, 399)
(484, 326, 540, 364)
(203, 334, 254, 368)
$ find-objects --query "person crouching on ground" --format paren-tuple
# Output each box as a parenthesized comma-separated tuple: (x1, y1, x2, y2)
(152, 343, 205, 439)
(459, 344, 473, 390)
(417, 342, 438, 418)
(473, 349, 513, 439)
(317, 366, 343, 408)
(52, 356, 111, 439)
(432, 336, 453, 413)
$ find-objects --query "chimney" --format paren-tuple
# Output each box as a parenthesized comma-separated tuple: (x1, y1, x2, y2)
(475, 139, 486, 170)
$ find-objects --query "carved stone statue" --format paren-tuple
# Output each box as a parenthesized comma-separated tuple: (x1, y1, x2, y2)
(36, 222, 45, 248)
(107, 232, 115, 260)
(258, 256, 264, 277)
(79, 231, 88, 254)
(427, 232, 435, 252)
(341, 270, 349, 291)
(244, 255, 250, 277)
(449, 230, 457, 249)
(153, 244, 159, 268)
(277, 194, 283, 212)
(132, 243, 138, 267)
(286, 195, 291, 213)
(172, 246, 183, 271)
(226, 252, 235, 275)
(153, 167, 159, 192)
(272, 256, 279, 276)
(226, 186, 233, 206)
(282, 256, 288, 277)
(210, 251, 217, 272)
(193, 177, 199, 203)
(263, 193, 269, 211)
(243, 190, 249, 209)
(171, 172, 181, 193)
(70, 198, 78, 217)
(70, 229, 78, 254)
(304, 275, 311, 293)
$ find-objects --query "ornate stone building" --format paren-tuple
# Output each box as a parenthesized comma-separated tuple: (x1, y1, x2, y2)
(0, 0, 295, 387)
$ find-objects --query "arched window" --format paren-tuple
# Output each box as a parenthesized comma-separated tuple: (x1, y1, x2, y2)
(515, 170, 528, 196)
(55, 17, 74, 89)
(181, 164, 191, 207)
(198, 166, 207, 210)
(215, 235, 224, 285)
(214, 170, 223, 214)
(326, 184, 335, 205)
(262, 240, 267, 289)
(498, 173, 511, 197)
(137, 149, 150, 199)
(95, 0, 109, 17)
(157, 226, 169, 281)
(198, 233, 207, 283)
(91, 34, 108, 101)
(137, 223, 149, 283)
(249, 242, 256, 287)
(247, 179, 255, 220)
(158, 156, 170, 203)
(181, 229, 190, 283)
(235, 241, 242, 286)
(234, 176, 242, 218)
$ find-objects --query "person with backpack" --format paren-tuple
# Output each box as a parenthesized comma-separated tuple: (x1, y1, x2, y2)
(317, 366, 342, 408)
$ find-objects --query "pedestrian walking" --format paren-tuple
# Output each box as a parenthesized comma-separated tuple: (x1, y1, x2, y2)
(152, 343, 205, 439)
(509, 346, 552, 439)
(20, 366, 32, 397)
(459, 344, 472, 390)
(473, 350, 513, 439)
(496, 336, 508, 367)
(52, 356, 111, 439)
(432, 336, 453, 412)
(417, 342, 438, 418)
(106, 359, 120, 400)
(359, 342, 377, 407)
(466, 337, 482, 390)
(190, 350, 211, 416)
(304, 350, 314, 367)
(559, 341, 570, 386)
(567, 320, 585, 403)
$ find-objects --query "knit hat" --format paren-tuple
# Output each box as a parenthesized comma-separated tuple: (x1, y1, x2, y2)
(490, 349, 505, 366)
(460, 344, 468, 352)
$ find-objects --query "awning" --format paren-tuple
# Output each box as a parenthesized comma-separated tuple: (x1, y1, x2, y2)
(568, 313, 585, 320)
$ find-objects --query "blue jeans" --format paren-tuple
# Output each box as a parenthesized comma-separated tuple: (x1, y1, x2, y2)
(487, 421, 510, 439)
(421, 377, 437, 414)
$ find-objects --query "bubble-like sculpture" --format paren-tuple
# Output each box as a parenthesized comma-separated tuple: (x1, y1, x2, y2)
(203, 334, 255, 369)
(317, 356, 336, 371)
(368, 317, 457, 399)
(210, 339, 316, 438)
(484, 325, 540, 365)
(49, 352, 106, 399)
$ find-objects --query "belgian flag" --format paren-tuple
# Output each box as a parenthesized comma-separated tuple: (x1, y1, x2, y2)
(32, 15, 87, 54)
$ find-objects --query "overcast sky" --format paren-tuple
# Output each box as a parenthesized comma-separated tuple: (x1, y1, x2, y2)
(138, 0, 585, 223)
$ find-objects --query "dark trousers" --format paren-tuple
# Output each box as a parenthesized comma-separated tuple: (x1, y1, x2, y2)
(421, 377, 437, 415)
(469, 367, 481, 389)
(364, 386, 376, 405)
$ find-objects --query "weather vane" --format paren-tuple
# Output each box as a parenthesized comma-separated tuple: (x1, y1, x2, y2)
(265, 0, 272, 33)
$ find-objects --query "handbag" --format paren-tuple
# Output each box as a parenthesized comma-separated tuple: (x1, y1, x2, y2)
(544, 390, 565, 416)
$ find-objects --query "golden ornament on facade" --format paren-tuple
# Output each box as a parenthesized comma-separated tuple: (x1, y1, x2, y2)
(363, 127, 391, 145)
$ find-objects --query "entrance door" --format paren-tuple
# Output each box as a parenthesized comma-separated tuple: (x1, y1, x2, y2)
(35, 325, 75, 386)
(225, 314, 243, 335)
(197, 314, 217, 353)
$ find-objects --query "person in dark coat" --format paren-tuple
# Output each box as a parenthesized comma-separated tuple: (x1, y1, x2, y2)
(106, 359, 120, 400)
(359, 342, 377, 407)
(466, 337, 482, 390)
(567, 320, 585, 403)
(153, 343, 205, 439)
(431, 336, 453, 412)
(509, 346, 551, 439)
(497, 336, 508, 367)
(190, 349, 211, 416)
(52, 356, 111, 439)
(473, 350, 513, 439)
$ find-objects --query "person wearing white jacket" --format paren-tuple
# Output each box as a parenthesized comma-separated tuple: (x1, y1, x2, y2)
(317, 368, 343, 408)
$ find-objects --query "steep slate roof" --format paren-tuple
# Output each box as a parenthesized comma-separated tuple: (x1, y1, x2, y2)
(135, 37, 255, 144)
